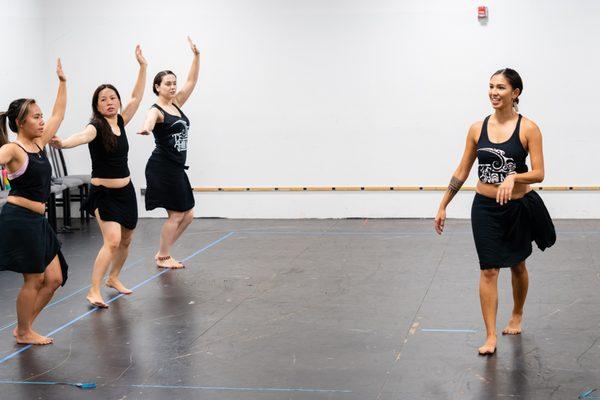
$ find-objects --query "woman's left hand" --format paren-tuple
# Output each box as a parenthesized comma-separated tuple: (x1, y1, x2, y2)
(497, 174, 515, 205)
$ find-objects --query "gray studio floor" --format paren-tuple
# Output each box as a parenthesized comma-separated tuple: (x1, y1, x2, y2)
(0, 218, 598, 399)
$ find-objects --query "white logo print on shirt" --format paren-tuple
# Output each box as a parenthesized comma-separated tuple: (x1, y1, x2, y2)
(478, 148, 517, 184)
(171, 120, 189, 152)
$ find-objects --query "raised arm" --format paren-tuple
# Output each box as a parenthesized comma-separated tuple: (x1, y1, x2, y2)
(50, 125, 97, 149)
(137, 107, 161, 136)
(121, 45, 148, 126)
(39, 59, 67, 146)
(434, 123, 480, 234)
(496, 119, 544, 204)
(174, 36, 200, 107)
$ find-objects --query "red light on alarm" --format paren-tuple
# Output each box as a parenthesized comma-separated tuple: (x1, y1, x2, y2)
(478, 6, 488, 19)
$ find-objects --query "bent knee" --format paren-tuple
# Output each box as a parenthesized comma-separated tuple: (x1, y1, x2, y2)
(481, 268, 500, 280)
(25, 274, 45, 289)
(46, 276, 63, 290)
(104, 238, 121, 251)
(511, 262, 527, 275)
(120, 237, 133, 248)
(169, 212, 186, 224)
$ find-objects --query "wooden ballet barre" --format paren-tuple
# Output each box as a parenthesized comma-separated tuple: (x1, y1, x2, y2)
(193, 186, 600, 192)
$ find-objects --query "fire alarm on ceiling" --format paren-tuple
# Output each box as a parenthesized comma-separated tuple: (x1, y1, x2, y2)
(478, 6, 488, 19)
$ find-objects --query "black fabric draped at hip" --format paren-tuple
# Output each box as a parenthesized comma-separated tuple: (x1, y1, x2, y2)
(471, 190, 556, 270)
(87, 181, 138, 230)
(144, 154, 195, 212)
(0, 203, 69, 284)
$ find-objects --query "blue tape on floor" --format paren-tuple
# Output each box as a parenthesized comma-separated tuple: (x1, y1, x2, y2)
(580, 388, 600, 399)
(0, 258, 145, 333)
(128, 383, 351, 393)
(239, 229, 436, 237)
(0, 380, 96, 389)
(0, 232, 235, 365)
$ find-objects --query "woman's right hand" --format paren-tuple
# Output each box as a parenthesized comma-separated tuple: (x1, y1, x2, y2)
(434, 208, 446, 235)
(49, 136, 63, 148)
(56, 58, 67, 82)
(188, 36, 200, 55)
(135, 44, 148, 67)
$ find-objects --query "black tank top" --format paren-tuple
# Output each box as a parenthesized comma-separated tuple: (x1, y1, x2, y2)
(88, 114, 130, 178)
(477, 114, 528, 184)
(150, 104, 190, 168)
(8, 142, 52, 203)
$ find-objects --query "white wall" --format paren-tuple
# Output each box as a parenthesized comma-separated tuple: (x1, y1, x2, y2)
(29, 1, 600, 218)
(0, 0, 44, 141)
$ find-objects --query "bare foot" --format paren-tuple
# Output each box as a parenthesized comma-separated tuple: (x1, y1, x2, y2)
(478, 335, 497, 356)
(105, 277, 133, 294)
(156, 254, 184, 269)
(12, 327, 17, 337)
(502, 314, 523, 335)
(86, 291, 108, 308)
(16, 330, 53, 345)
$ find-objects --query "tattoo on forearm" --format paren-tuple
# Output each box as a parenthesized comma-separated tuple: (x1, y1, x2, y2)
(448, 176, 465, 199)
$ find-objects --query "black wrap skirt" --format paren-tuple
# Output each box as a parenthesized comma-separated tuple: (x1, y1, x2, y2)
(471, 190, 556, 269)
(145, 156, 195, 212)
(87, 181, 138, 230)
(0, 203, 69, 284)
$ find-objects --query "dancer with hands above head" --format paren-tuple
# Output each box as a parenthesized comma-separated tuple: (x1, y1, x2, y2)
(51, 46, 147, 308)
(138, 37, 200, 269)
(0, 59, 69, 345)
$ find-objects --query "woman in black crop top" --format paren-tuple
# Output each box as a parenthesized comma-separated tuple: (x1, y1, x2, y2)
(0, 60, 69, 345)
(52, 46, 147, 308)
(434, 68, 555, 356)
(138, 37, 200, 269)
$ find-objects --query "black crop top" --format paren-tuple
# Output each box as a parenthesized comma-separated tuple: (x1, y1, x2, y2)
(8, 142, 52, 203)
(477, 114, 528, 184)
(88, 114, 130, 179)
(149, 104, 190, 168)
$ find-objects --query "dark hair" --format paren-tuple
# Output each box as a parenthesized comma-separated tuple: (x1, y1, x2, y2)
(0, 98, 36, 146)
(153, 70, 177, 95)
(91, 84, 122, 152)
(491, 68, 523, 105)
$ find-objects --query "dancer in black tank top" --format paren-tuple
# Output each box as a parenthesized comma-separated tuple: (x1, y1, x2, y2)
(51, 46, 147, 308)
(0, 59, 69, 345)
(138, 37, 200, 269)
(434, 68, 555, 355)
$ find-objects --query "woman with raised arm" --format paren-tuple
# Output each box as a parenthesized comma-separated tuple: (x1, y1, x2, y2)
(138, 37, 200, 269)
(434, 68, 555, 356)
(51, 46, 147, 308)
(0, 59, 68, 345)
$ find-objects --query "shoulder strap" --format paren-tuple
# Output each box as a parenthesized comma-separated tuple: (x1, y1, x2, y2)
(479, 115, 491, 143)
(514, 114, 523, 133)
(512, 114, 527, 151)
(152, 104, 166, 115)
(11, 141, 28, 153)
(173, 103, 183, 114)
